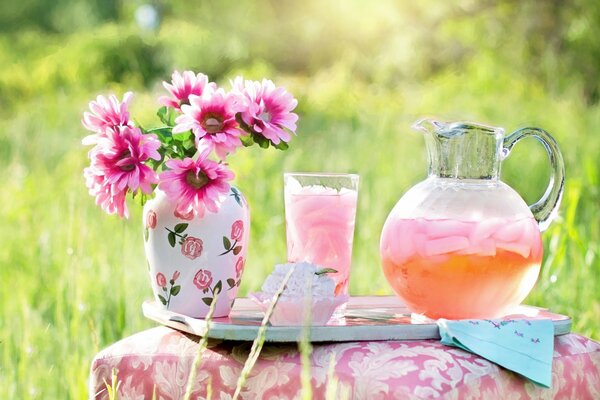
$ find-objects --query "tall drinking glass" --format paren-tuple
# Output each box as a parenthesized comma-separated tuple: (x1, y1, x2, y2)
(284, 173, 359, 296)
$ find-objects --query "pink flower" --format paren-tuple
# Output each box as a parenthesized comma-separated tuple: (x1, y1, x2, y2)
(158, 157, 234, 218)
(146, 210, 157, 229)
(159, 71, 217, 111)
(181, 236, 203, 260)
(174, 208, 195, 221)
(232, 77, 298, 145)
(156, 272, 167, 288)
(82, 92, 134, 144)
(172, 88, 244, 159)
(235, 257, 245, 278)
(230, 220, 244, 241)
(89, 126, 161, 195)
(84, 167, 129, 218)
(193, 269, 213, 290)
(172, 270, 180, 282)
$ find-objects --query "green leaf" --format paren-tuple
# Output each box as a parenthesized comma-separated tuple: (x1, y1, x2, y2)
(144, 228, 149, 241)
(227, 278, 236, 288)
(168, 232, 176, 247)
(157, 106, 168, 123)
(167, 110, 177, 126)
(202, 297, 213, 306)
(230, 187, 242, 206)
(232, 246, 242, 255)
(214, 280, 223, 294)
(170, 285, 181, 296)
(183, 147, 197, 159)
(172, 130, 192, 142)
(157, 106, 177, 126)
(223, 236, 232, 250)
(240, 134, 254, 147)
(235, 113, 252, 132)
(315, 268, 338, 276)
(174, 223, 188, 233)
(253, 133, 270, 149)
(158, 295, 167, 305)
(182, 138, 196, 150)
(273, 140, 289, 150)
(230, 193, 242, 207)
(148, 127, 173, 144)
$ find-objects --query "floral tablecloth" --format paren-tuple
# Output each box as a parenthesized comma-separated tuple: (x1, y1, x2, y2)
(89, 326, 600, 399)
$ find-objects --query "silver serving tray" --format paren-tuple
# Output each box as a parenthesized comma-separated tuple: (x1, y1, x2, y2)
(142, 296, 572, 342)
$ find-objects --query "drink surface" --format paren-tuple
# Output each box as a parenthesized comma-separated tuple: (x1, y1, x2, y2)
(380, 216, 543, 319)
(285, 185, 358, 295)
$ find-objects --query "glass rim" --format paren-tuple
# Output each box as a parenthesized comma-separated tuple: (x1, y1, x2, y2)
(284, 172, 359, 179)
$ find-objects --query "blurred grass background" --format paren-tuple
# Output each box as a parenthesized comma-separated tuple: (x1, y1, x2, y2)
(0, 0, 599, 397)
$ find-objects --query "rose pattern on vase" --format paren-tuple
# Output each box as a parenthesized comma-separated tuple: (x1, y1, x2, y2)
(156, 271, 181, 309)
(144, 188, 250, 318)
(193, 269, 221, 306)
(234, 257, 244, 281)
(220, 220, 244, 256)
(181, 236, 204, 259)
(164, 223, 205, 260)
(144, 210, 158, 241)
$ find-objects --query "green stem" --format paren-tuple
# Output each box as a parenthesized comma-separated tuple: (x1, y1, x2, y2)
(147, 126, 172, 132)
(165, 227, 185, 238)
(218, 240, 238, 256)
(165, 283, 173, 308)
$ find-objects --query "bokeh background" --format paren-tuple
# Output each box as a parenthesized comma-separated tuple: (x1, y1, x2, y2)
(1, 0, 599, 397)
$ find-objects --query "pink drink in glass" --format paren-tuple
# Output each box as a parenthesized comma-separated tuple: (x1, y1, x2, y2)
(285, 175, 358, 295)
(380, 216, 543, 319)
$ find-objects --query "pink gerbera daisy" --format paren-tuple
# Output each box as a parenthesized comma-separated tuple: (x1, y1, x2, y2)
(159, 70, 217, 111)
(232, 77, 298, 145)
(82, 92, 134, 144)
(84, 167, 129, 218)
(172, 88, 244, 160)
(158, 157, 235, 218)
(89, 126, 161, 195)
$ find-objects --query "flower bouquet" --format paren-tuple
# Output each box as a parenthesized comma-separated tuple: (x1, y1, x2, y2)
(82, 71, 299, 318)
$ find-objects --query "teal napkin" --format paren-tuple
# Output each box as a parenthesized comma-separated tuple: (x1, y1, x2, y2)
(437, 318, 554, 388)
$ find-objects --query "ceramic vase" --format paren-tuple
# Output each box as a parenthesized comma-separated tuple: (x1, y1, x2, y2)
(143, 187, 249, 318)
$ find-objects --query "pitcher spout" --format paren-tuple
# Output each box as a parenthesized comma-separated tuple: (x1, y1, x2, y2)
(413, 118, 505, 180)
(413, 118, 503, 138)
(412, 118, 445, 135)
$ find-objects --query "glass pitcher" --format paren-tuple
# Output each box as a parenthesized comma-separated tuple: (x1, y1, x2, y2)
(380, 119, 565, 319)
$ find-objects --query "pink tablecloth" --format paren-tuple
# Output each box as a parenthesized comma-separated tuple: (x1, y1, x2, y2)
(89, 327, 600, 399)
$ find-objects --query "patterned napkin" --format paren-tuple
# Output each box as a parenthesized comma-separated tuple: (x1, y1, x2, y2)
(437, 318, 554, 388)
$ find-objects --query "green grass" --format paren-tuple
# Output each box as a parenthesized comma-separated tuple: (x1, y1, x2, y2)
(1, 1, 599, 398)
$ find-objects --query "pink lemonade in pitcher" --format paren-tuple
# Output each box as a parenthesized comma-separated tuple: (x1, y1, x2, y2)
(381, 216, 543, 319)
(380, 119, 564, 319)
(285, 180, 358, 295)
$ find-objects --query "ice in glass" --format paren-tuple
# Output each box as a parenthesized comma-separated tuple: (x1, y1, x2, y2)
(284, 173, 359, 295)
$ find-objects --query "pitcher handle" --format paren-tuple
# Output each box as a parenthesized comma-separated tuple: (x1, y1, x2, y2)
(503, 128, 565, 232)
